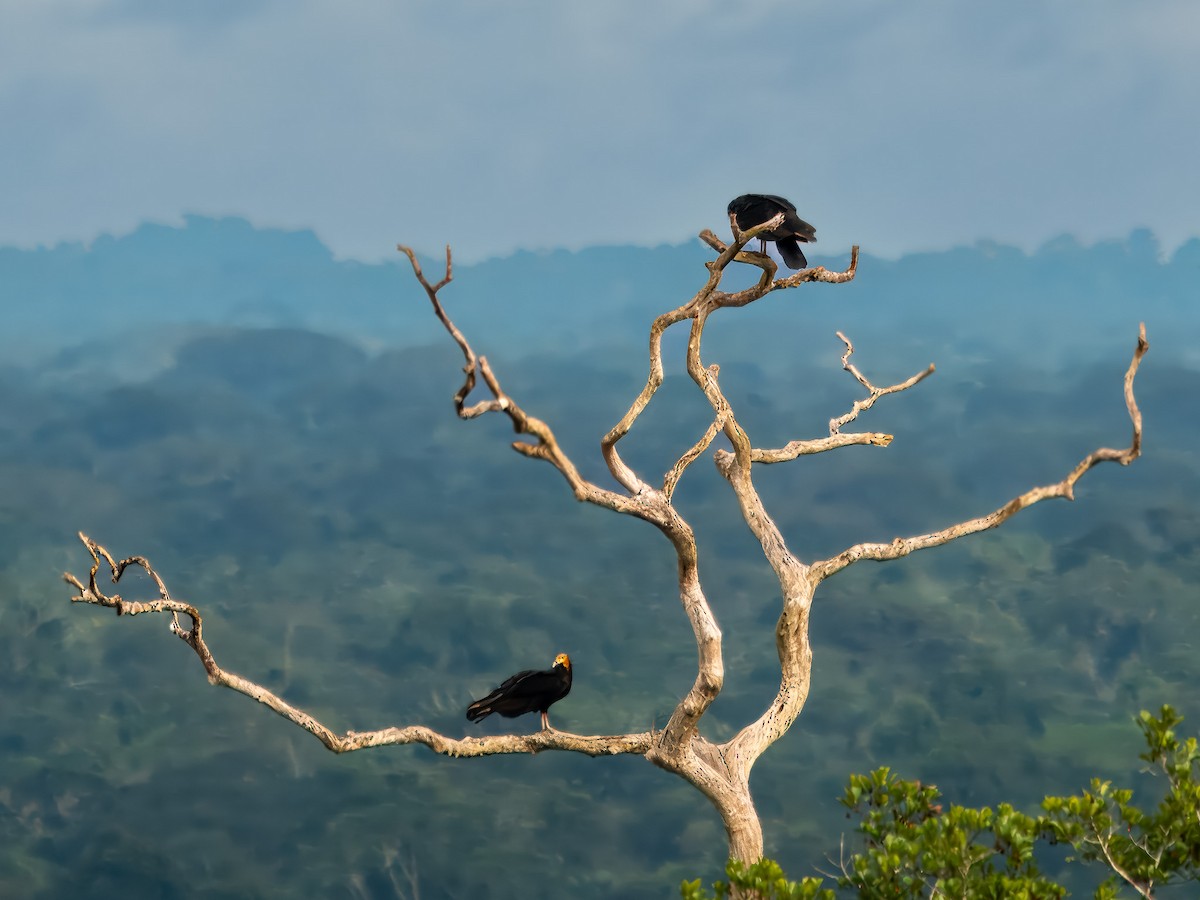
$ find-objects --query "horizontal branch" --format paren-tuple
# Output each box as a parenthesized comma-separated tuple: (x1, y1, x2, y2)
(745, 431, 895, 463)
(334, 725, 652, 758)
(717, 246, 861, 310)
(63, 533, 651, 760)
(810, 323, 1149, 582)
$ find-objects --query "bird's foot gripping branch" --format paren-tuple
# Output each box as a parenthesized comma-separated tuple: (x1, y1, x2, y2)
(466, 653, 573, 732)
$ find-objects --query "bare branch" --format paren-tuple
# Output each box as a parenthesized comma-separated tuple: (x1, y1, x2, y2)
(63, 534, 652, 759)
(396, 245, 488, 416)
(714, 246, 862, 310)
(397, 244, 650, 521)
(639, 234, 866, 783)
(716, 331, 931, 468)
(664, 366, 730, 500)
(810, 323, 1149, 582)
(594, 230, 857, 772)
(747, 432, 895, 463)
(829, 331, 935, 434)
(601, 306, 695, 495)
(602, 233, 859, 496)
(770, 245, 860, 288)
(1089, 825, 1154, 899)
(341, 725, 652, 758)
(396, 245, 730, 767)
(688, 311, 818, 773)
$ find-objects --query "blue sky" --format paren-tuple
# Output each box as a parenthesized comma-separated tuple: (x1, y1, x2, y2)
(3, 0, 1197, 262)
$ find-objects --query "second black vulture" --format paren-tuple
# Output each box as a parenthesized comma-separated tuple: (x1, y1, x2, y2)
(727, 194, 817, 269)
(466, 653, 572, 731)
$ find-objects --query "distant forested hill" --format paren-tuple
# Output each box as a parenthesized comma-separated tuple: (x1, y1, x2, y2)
(4, 216, 1197, 374)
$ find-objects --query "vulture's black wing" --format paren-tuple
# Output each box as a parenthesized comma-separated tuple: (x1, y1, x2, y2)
(466, 654, 572, 729)
(727, 194, 817, 269)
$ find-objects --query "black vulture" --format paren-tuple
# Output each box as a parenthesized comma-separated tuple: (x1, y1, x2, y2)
(727, 194, 817, 269)
(466, 653, 572, 731)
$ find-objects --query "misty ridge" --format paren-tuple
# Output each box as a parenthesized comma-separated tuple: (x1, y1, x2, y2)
(3, 214, 1195, 611)
(3, 214, 1197, 380)
(6, 214, 1194, 558)
(7, 213, 1194, 526)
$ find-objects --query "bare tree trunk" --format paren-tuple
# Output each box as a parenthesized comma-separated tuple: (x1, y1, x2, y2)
(61, 211, 1148, 875)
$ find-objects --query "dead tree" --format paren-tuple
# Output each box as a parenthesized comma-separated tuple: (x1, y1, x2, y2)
(63, 211, 1148, 865)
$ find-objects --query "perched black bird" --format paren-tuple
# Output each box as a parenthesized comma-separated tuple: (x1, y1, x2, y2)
(727, 194, 817, 269)
(466, 653, 572, 731)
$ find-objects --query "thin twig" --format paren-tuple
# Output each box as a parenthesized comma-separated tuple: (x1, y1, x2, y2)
(828, 331, 935, 435)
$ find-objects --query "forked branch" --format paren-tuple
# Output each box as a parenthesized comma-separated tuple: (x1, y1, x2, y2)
(605, 230, 860, 497)
(829, 330, 936, 434)
(716, 331, 935, 467)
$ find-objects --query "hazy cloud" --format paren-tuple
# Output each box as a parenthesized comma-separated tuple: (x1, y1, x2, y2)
(1, 0, 1197, 261)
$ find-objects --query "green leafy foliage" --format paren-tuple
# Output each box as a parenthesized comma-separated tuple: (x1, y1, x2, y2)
(681, 858, 835, 900)
(836, 768, 1063, 898)
(1042, 705, 1200, 897)
(687, 707, 1200, 898)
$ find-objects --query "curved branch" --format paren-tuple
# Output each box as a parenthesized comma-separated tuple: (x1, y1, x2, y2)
(1087, 825, 1155, 900)
(645, 232, 863, 789)
(810, 323, 1149, 582)
(397, 245, 487, 416)
(602, 306, 694, 494)
(601, 221, 764, 493)
(664, 377, 730, 500)
(681, 278, 816, 780)
(699, 231, 861, 294)
(770, 245, 860, 289)
(62, 533, 652, 759)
